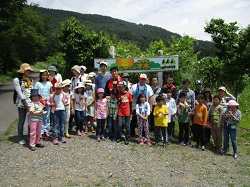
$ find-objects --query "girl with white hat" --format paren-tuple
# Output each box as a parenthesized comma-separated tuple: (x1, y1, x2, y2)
(221, 100, 242, 159)
(71, 82, 87, 136)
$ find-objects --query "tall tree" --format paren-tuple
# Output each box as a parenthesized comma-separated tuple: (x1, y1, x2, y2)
(204, 18, 250, 96)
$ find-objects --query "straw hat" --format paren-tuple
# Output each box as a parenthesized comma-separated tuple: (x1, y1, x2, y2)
(17, 63, 34, 73)
(62, 79, 72, 87)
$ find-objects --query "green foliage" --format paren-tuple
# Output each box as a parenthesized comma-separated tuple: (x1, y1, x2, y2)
(58, 17, 112, 78)
(204, 18, 250, 96)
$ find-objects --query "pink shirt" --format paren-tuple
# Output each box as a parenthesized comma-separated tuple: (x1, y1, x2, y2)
(96, 98, 107, 119)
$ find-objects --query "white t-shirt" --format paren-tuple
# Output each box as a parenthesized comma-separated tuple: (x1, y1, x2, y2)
(72, 92, 87, 111)
(54, 94, 65, 111)
(55, 73, 62, 83)
(131, 83, 153, 109)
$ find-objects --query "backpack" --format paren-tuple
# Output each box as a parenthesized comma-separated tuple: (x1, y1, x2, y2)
(13, 77, 32, 104)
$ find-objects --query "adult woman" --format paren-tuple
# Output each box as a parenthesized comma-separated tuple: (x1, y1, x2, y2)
(13, 63, 34, 145)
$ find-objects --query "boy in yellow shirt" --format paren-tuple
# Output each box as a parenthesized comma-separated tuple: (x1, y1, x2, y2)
(193, 94, 208, 150)
(153, 95, 168, 148)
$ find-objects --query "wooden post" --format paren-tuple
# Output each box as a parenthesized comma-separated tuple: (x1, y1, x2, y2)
(158, 50, 163, 87)
(109, 46, 115, 58)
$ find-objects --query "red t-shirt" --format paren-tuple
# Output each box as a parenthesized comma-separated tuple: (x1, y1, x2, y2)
(118, 91, 132, 116)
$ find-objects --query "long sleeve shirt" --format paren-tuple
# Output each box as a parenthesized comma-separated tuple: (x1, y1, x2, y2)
(107, 98, 118, 118)
(193, 104, 208, 126)
(222, 109, 242, 124)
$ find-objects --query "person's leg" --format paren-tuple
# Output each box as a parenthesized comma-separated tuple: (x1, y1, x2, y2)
(100, 119, 105, 136)
(193, 124, 199, 146)
(68, 114, 75, 131)
(211, 126, 217, 148)
(138, 118, 143, 140)
(184, 123, 190, 143)
(29, 120, 36, 147)
(107, 116, 112, 138)
(143, 120, 150, 141)
(43, 105, 51, 133)
(172, 121, 175, 138)
(130, 110, 137, 138)
(179, 123, 184, 143)
(167, 122, 173, 138)
(154, 126, 160, 144)
(36, 120, 42, 145)
(96, 119, 101, 137)
(64, 107, 70, 134)
(223, 124, 230, 152)
(52, 112, 58, 140)
(229, 125, 238, 155)
(161, 127, 167, 144)
(58, 110, 65, 139)
(17, 107, 27, 141)
(200, 126, 206, 147)
(117, 116, 123, 140)
(217, 126, 223, 151)
(125, 116, 131, 140)
(79, 111, 84, 133)
(113, 117, 118, 141)
(74, 110, 80, 131)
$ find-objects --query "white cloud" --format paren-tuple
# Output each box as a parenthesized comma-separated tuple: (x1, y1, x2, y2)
(28, 0, 250, 41)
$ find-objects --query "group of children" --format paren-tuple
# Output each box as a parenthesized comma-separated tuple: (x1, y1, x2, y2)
(14, 63, 242, 159)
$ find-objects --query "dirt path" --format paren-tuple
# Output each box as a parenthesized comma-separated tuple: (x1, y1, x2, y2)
(0, 128, 249, 187)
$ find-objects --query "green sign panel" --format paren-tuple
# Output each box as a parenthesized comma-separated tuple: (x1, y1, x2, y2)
(94, 56, 178, 72)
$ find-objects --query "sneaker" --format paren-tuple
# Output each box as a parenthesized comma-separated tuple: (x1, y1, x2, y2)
(112, 138, 116, 142)
(61, 137, 67, 143)
(163, 144, 166, 149)
(154, 143, 159, 147)
(201, 146, 205, 151)
(30, 147, 36, 151)
(44, 132, 50, 137)
(186, 142, 192, 147)
(180, 141, 185, 146)
(77, 130, 82, 136)
(221, 150, 228, 155)
(234, 153, 238, 159)
(140, 140, 144, 146)
(96, 136, 101, 142)
(124, 140, 129, 145)
(81, 131, 86, 136)
(36, 144, 45, 148)
(116, 139, 121, 143)
(121, 135, 126, 141)
(65, 132, 71, 138)
(19, 140, 26, 145)
(53, 139, 59, 145)
(147, 140, 152, 147)
(101, 136, 105, 141)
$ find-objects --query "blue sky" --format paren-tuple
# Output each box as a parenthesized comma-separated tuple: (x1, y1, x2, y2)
(28, 0, 250, 41)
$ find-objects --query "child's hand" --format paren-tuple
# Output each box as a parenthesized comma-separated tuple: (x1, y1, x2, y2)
(113, 117, 116, 121)
(71, 109, 75, 115)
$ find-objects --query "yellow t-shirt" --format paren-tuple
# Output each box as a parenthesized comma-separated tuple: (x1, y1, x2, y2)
(153, 105, 168, 127)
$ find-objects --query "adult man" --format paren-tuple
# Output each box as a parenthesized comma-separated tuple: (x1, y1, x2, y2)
(161, 74, 178, 100)
(130, 74, 153, 139)
(94, 61, 111, 90)
(150, 76, 161, 131)
(104, 66, 123, 96)
(217, 86, 236, 111)
(194, 80, 202, 105)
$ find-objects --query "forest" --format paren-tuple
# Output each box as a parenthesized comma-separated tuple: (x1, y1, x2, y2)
(0, 0, 249, 96)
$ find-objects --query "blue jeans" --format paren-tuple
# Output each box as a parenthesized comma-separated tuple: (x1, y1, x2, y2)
(52, 110, 65, 140)
(107, 115, 117, 139)
(118, 116, 130, 140)
(223, 123, 238, 154)
(17, 107, 27, 140)
(42, 105, 50, 133)
(75, 110, 84, 131)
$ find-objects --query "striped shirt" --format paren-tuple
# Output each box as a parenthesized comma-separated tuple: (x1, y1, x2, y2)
(107, 98, 118, 117)
(29, 101, 43, 121)
(222, 109, 242, 124)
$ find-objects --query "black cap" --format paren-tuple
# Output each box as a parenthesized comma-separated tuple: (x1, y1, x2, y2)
(195, 80, 202, 85)
(92, 67, 98, 71)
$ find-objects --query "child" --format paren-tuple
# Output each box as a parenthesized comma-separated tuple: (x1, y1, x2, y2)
(208, 95, 224, 152)
(34, 70, 52, 138)
(28, 89, 44, 151)
(71, 82, 87, 136)
(47, 65, 58, 92)
(62, 79, 72, 138)
(165, 89, 177, 141)
(193, 94, 208, 151)
(84, 80, 95, 134)
(117, 81, 132, 145)
(94, 88, 108, 142)
(49, 83, 69, 145)
(153, 95, 169, 148)
(107, 89, 118, 141)
(221, 100, 242, 159)
(177, 92, 192, 146)
(136, 93, 152, 146)
(203, 87, 213, 144)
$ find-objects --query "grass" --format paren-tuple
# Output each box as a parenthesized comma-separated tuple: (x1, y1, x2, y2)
(0, 71, 17, 83)
(0, 120, 17, 142)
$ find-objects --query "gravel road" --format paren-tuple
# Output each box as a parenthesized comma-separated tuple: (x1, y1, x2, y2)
(0, 127, 249, 187)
